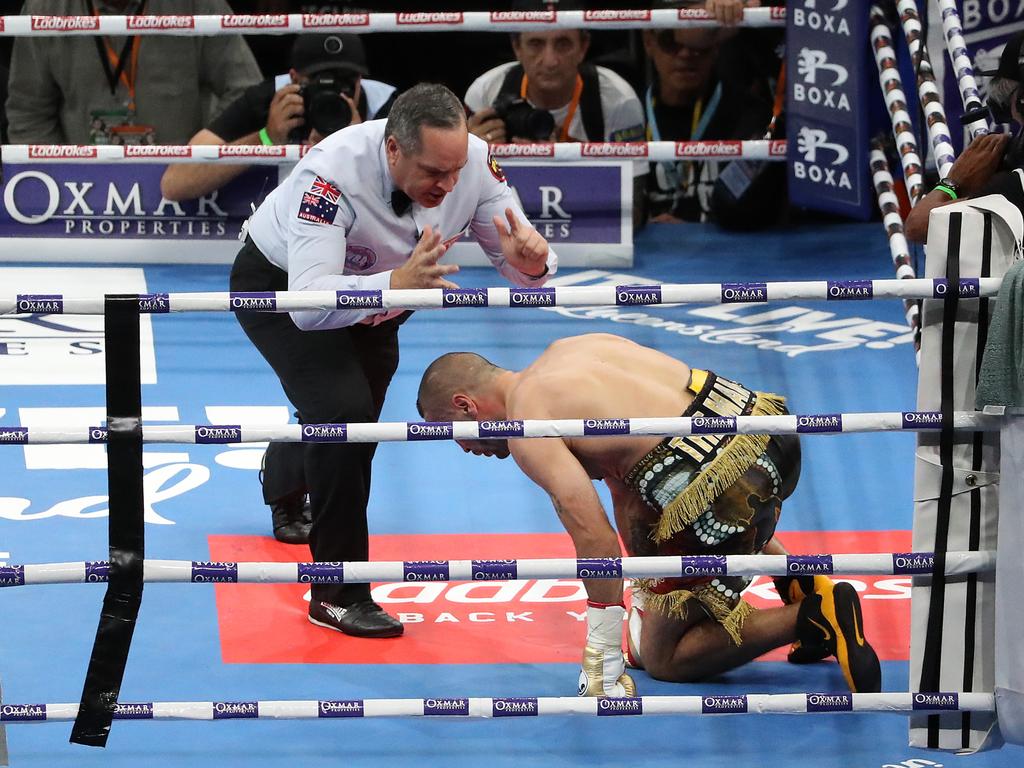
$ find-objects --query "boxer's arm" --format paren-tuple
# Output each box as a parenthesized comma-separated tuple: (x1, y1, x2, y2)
(512, 432, 636, 696)
(509, 436, 622, 605)
(605, 477, 647, 557)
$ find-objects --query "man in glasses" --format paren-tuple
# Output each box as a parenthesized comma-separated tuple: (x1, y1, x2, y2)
(641, 1, 781, 227)
(904, 32, 1024, 244)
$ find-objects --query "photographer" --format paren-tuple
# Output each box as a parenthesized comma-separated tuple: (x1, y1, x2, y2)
(904, 32, 1024, 244)
(7, 0, 261, 146)
(462, 0, 646, 225)
(161, 34, 396, 203)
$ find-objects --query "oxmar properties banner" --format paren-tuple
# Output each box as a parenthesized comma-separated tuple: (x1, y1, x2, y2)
(0, 161, 276, 263)
(0, 158, 632, 267)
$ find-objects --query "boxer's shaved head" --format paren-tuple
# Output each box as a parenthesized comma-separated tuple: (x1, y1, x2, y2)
(417, 352, 500, 420)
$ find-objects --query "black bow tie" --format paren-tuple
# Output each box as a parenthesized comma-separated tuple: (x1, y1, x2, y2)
(391, 189, 412, 216)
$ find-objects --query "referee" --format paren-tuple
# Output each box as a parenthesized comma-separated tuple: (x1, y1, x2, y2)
(230, 83, 556, 637)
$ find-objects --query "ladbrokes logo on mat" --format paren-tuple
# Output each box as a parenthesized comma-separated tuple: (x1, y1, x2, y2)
(210, 530, 912, 665)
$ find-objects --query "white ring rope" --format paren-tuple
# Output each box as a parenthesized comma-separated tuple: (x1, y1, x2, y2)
(0, 412, 1000, 446)
(933, 0, 990, 139)
(0, 9, 785, 38)
(0, 692, 995, 723)
(0, 551, 994, 588)
(0, 277, 1001, 317)
(876, 5, 957, 178)
(869, 10, 925, 205)
(868, 143, 920, 355)
(869, 147, 915, 282)
(0, 139, 784, 164)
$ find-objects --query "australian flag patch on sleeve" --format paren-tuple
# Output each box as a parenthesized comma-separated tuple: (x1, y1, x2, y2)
(297, 175, 342, 225)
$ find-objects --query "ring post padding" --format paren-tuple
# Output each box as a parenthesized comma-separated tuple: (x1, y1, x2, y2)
(996, 415, 1024, 744)
(911, 199, 1019, 752)
(70, 296, 145, 748)
(918, 211, 962, 746)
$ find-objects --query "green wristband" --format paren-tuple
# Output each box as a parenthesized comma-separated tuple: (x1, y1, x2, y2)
(258, 127, 274, 146)
(934, 184, 958, 200)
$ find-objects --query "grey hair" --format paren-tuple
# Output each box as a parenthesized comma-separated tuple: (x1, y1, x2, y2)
(988, 75, 1019, 113)
(384, 83, 467, 155)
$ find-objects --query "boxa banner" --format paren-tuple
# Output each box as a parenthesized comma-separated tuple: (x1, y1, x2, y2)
(0, 160, 632, 267)
(787, 1, 873, 219)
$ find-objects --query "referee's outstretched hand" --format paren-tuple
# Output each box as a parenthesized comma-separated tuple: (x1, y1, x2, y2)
(390, 225, 461, 290)
(493, 208, 548, 277)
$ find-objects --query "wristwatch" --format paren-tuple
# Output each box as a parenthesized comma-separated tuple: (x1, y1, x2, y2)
(937, 177, 961, 198)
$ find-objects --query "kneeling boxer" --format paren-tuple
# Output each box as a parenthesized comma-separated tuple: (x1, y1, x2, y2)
(415, 333, 881, 696)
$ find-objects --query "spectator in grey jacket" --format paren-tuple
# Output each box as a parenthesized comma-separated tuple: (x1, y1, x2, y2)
(6, 0, 262, 145)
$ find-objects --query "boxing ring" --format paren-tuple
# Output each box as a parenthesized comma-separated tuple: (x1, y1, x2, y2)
(2, 5, 1024, 768)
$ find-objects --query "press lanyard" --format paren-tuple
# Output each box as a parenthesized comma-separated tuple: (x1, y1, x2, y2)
(645, 81, 721, 204)
(645, 82, 722, 142)
(88, 0, 146, 112)
(521, 73, 583, 142)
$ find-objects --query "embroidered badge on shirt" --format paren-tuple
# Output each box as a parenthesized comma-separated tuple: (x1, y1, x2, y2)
(298, 175, 342, 225)
(487, 154, 506, 183)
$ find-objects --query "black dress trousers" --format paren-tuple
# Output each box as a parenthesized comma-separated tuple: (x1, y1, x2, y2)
(230, 236, 404, 605)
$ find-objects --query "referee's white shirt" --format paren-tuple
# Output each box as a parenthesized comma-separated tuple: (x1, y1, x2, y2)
(246, 118, 557, 330)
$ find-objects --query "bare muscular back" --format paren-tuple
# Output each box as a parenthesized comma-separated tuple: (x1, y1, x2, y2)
(506, 334, 693, 480)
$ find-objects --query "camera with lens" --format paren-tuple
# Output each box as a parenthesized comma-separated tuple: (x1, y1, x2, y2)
(492, 93, 555, 141)
(289, 70, 358, 142)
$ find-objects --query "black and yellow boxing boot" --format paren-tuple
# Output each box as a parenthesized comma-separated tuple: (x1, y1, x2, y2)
(796, 581, 881, 693)
(773, 574, 833, 664)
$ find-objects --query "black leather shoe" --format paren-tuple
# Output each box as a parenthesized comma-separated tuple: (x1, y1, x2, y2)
(271, 496, 311, 544)
(308, 600, 404, 638)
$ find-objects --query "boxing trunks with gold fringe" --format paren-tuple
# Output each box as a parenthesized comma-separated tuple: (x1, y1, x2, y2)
(624, 369, 799, 645)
